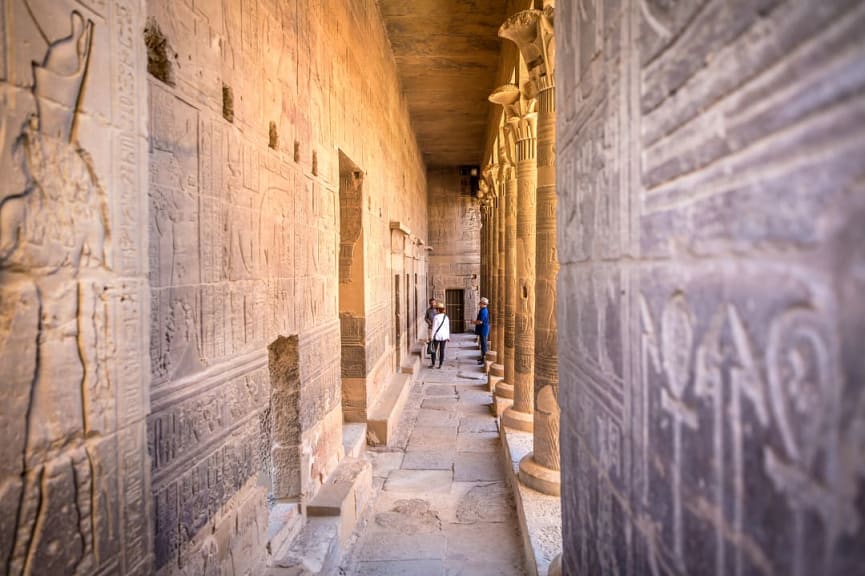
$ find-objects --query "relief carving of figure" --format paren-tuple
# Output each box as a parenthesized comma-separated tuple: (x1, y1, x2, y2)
(0, 7, 109, 574)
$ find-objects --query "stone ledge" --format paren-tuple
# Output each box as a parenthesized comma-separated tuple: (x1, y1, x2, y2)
(266, 502, 304, 558)
(367, 373, 413, 446)
(400, 352, 421, 376)
(342, 422, 367, 459)
(271, 458, 373, 575)
(499, 425, 562, 576)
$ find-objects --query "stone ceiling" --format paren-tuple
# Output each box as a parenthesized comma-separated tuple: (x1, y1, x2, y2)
(378, 0, 510, 168)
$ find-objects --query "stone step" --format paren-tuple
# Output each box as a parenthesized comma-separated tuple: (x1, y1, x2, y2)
(266, 502, 304, 559)
(366, 372, 412, 446)
(271, 458, 373, 575)
(270, 516, 341, 575)
(342, 422, 367, 460)
(400, 352, 421, 376)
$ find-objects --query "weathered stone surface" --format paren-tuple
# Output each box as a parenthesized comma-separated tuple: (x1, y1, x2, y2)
(141, 0, 430, 571)
(402, 451, 456, 471)
(557, 1, 865, 574)
(454, 452, 504, 482)
(0, 1, 151, 574)
(384, 470, 453, 494)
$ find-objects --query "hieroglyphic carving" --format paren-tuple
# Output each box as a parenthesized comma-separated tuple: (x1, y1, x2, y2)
(642, 293, 697, 570)
(764, 308, 857, 576)
(1, 2, 149, 572)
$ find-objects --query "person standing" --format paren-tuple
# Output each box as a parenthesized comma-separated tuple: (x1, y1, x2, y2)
(471, 296, 491, 365)
(425, 298, 438, 341)
(431, 304, 450, 368)
(424, 298, 438, 364)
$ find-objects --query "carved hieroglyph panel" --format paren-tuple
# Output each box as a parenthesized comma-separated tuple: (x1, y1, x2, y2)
(0, 0, 150, 574)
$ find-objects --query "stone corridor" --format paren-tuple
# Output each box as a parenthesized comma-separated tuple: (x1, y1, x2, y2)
(338, 333, 525, 576)
(2, 0, 865, 575)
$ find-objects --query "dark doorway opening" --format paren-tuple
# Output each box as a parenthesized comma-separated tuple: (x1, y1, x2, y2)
(445, 289, 465, 333)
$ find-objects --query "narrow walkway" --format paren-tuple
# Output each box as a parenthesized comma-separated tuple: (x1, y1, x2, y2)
(339, 333, 526, 575)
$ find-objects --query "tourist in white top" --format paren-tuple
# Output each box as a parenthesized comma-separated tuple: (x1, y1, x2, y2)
(430, 304, 450, 368)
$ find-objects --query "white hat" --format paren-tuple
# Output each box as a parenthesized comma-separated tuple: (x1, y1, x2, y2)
(479, 297, 489, 304)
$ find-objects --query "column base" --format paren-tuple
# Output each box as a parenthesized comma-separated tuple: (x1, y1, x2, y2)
(495, 380, 514, 399)
(488, 374, 503, 394)
(489, 362, 504, 377)
(492, 395, 513, 416)
(518, 452, 561, 496)
(502, 406, 533, 432)
(485, 350, 497, 363)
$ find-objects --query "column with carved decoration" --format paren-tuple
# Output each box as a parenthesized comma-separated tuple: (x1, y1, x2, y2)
(492, 158, 506, 377)
(509, 3, 561, 495)
(488, 87, 520, 407)
(497, 24, 539, 433)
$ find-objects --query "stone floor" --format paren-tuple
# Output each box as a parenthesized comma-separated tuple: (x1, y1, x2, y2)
(338, 334, 527, 576)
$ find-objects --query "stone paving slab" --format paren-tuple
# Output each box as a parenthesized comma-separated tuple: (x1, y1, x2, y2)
(453, 451, 504, 482)
(371, 451, 405, 479)
(424, 384, 457, 396)
(407, 426, 457, 451)
(452, 481, 514, 524)
(422, 397, 459, 410)
(444, 522, 526, 575)
(456, 431, 499, 453)
(415, 408, 460, 428)
(353, 559, 445, 576)
(355, 532, 447, 562)
(458, 415, 498, 433)
(383, 469, 453, 493)
(401, 450, 455, 470)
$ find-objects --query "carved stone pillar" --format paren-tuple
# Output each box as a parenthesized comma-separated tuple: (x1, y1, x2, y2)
(506, 4, 562, 495)
(493, 160, 506, 373)
(488, 86, 520, 404)
(496, 44, 538, 433)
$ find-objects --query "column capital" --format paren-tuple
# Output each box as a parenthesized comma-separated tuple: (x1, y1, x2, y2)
(499, 7, 555, 91)
(489, 84, 520, 178)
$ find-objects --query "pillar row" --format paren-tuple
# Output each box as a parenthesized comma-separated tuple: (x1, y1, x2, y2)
(496, 67, 538, 433)
(488, 85, 520, 405)
(502, 4, 562, 496)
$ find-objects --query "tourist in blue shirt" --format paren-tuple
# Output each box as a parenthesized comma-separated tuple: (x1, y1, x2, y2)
(471, 297, 490, 365)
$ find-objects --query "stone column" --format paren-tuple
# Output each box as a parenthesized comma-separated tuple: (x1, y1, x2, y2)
(478, 187, 490, 325)
(493, 160, 506, 374)
(488, 86, 520, 406)
(510, 4, 562, 495)
(497, 39, 539, 433)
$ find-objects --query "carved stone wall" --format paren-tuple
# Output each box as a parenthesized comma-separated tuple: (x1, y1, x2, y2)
(145, 0, 427, 573)
(428, 168, 482, 333)
(0, 0, 151, 574)
(557, 1, 865, 575)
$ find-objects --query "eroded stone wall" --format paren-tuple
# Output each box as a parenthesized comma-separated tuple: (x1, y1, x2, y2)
(428, 168, 482, 333)
(0, 0, 151, 573)
(557, 1, 865, 575)
(145, 0, 427, 573)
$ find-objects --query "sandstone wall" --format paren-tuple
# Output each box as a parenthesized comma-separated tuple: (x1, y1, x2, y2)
(557, 1, 865, 575)
(428, 168, 482, 334)
(0, 0, 151, 573)
(144, 0, 427, 573)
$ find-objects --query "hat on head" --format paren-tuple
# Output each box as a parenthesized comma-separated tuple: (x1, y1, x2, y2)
(436, 303, 446, 310)
(479, 297, 489, 304)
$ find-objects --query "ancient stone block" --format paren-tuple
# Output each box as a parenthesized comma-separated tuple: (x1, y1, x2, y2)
(558, 1, 865, 574)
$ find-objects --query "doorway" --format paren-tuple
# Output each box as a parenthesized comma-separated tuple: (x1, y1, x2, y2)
(394, 274, 401, 371)
(445, 289, 465, 333)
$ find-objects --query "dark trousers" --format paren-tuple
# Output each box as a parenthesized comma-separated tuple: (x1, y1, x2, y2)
(479, 332, 488, 360)
(433, 339, 446, 366)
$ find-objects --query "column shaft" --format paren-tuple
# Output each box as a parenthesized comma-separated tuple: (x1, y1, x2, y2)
(502, 112, 537, 433)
